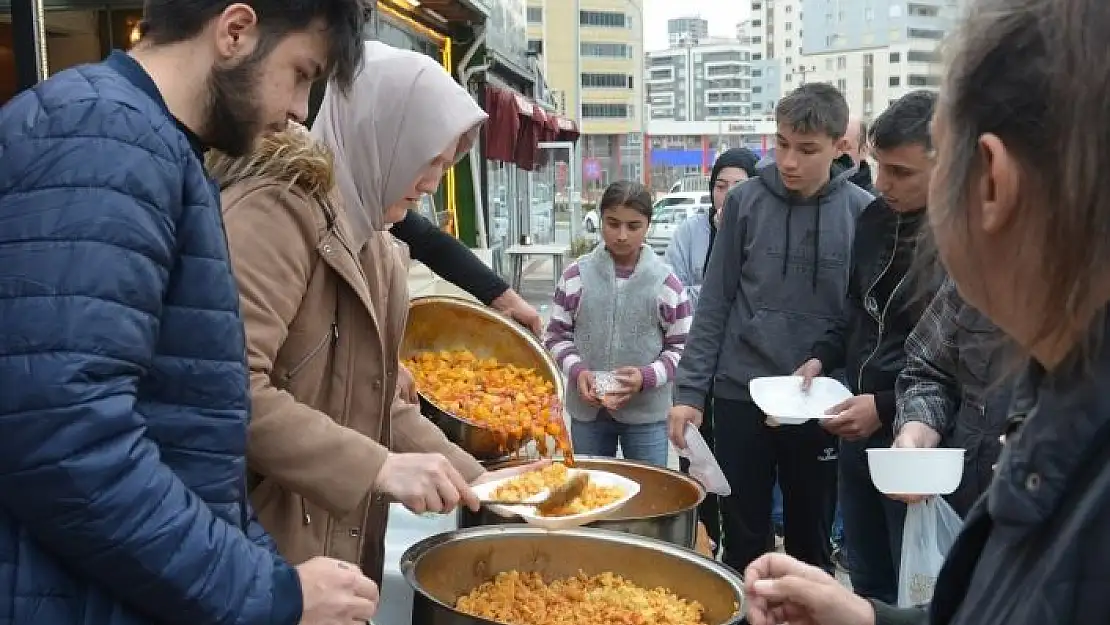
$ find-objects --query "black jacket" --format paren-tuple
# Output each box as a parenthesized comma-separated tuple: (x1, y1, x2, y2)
(390, 211, 509, 305)
(873, 310, 1110, 625)
(810, 198, 933, 430)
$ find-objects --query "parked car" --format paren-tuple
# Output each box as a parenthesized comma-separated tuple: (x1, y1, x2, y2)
(647, 203, 710, 254)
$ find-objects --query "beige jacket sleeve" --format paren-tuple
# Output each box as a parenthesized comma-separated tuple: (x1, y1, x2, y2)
(224, 183, 388, 518)
(389, 393, 486, 482)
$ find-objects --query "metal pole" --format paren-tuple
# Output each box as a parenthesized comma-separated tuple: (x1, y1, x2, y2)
(571, 0, 582, 243)
(12, 0, 49, 92)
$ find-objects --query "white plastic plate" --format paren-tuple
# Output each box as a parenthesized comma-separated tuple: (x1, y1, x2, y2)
(750, 376, 854, 425)
(470, 468, 640, 529)
(677, 422, 731, 496)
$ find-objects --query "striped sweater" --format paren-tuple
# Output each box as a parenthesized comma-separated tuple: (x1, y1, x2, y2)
(544, 253, 693, 392)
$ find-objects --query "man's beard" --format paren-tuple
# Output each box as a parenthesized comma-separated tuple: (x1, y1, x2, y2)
(203, 54, 266, 157)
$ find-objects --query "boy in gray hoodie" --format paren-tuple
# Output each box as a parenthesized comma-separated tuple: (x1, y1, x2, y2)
(668, 83, 873, 574)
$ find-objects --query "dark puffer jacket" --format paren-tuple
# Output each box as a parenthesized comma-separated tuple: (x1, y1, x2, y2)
(0, 52, 300, 625)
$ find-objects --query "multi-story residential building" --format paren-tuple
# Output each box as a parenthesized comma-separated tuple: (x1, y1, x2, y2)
(667, 16, 709, 46)
(643, 37, 777, 191)
(527, 0, 646, 190)
(746, 0, 959, 120)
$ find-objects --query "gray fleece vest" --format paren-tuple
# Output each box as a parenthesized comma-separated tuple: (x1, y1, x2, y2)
(565, 245, 673, 425)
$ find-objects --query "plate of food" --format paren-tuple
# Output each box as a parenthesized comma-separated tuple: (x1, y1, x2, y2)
(471, 462, 640, 530)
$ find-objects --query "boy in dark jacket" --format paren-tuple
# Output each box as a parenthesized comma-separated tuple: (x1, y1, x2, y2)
(0, 2, 375, 624)
(796, 90, 940, 603)
(669, 83, 873, 574)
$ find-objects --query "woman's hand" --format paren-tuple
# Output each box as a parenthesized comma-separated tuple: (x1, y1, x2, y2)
(491, 289, 543, 336)
(397, 362, 418, 404)
(745, 553, 876, 625)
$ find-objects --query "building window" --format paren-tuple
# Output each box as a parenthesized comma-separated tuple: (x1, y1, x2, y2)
(907, 50, 941, 63)
(527, 6, 542, 23)
(528, 39, 543, 55)
(864, 53, 874, 67)
(785, 4, 792, 12)
(836, 78, 847, 92)
(908, 74, 942, 87)
(889, 51, 901, 63)
(889, 76, 901, 86)
(785, 39, 793, 48)
(582, 103, 630, 118)
(580, 10, 627, 28)
(837, 55, 847, 69)
(753, 86, 763, 93)
(581, 73, 630, 89)
(753, 53, 762, 60)
(752, 19, 762, 27)
(752, 69, 763, 77)
(908, 3, 940, 17)
(863, 76, 873, 88)
(785, 22, 792, 31)
(581, 42, 630, 57)
(908, 28, 945, 40)
(865, 7, 874, 21)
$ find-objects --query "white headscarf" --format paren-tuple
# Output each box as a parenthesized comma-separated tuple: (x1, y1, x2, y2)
(311, 41, 488, 243)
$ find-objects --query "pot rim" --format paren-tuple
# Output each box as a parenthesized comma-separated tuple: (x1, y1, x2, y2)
(399, 525, 745, 621)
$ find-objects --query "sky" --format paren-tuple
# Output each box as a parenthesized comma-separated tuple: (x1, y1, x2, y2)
(642, 0, 749, 50)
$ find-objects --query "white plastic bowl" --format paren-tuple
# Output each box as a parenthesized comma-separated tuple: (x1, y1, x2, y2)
(866, 448, 966, 495)
(749, 376, 854, 425)
(470, 468, 640, 530)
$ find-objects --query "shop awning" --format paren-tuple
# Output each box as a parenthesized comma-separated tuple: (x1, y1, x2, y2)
(408, 0, 488, 23)
(483, 85, 579, 171)
(651, 149, 707, 167)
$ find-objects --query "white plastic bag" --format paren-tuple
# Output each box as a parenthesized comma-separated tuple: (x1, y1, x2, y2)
(677, 422, 731, 496)
(898, 497, 963, 607)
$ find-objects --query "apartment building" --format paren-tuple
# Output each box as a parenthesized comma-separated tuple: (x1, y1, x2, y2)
(748, 0, 960, 120)
(527, 0, 646, 187)
(668, 16, 709, 46)
(645, 40, 752, 123)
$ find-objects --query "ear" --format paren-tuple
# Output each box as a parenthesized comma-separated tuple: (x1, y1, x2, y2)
(213, 3, 259, 62)
(976, 133, 1020, 235)
(835, 136, 849, 154)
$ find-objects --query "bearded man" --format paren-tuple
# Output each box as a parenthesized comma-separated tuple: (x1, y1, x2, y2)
(0, 1, 378, 624)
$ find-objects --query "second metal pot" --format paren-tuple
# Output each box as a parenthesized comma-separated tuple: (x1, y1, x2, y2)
(460, 456, 705, 548)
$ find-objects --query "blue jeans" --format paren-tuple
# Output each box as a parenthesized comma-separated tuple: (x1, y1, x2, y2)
(772, 480, 784, 526)
(570, 411, 670, 467)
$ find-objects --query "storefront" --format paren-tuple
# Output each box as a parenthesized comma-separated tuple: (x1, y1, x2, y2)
(1, 0, 143, 105)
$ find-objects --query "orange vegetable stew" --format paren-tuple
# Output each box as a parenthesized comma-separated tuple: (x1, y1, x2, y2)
(404, 349, 574, 461)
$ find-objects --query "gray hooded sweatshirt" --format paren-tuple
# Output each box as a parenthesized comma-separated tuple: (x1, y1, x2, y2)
(674, 161, 873, 407)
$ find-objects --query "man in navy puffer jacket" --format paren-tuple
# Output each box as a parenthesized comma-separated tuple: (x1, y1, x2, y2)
(0, 2, 373, 624)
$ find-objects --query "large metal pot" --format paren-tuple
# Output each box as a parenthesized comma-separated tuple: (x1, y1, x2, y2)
(401, 296, 565, 461)
(401, 525, 744, 625)
(459, 457, 706, 548)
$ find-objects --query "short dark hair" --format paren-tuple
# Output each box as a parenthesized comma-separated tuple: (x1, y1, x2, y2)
(869, 90, 938, 151)
(775, 83, 850, 139)
(599, 180, 654, 220)
(141, 0, 367, 90)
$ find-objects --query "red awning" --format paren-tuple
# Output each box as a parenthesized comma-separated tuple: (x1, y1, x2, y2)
(484, 86, 579, 170)
(483, 85, 520, 164)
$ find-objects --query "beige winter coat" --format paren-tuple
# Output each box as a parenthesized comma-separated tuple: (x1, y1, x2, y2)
(209, 129, 484, 583)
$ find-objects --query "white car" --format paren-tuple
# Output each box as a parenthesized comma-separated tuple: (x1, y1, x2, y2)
(647, 204, 710, 254)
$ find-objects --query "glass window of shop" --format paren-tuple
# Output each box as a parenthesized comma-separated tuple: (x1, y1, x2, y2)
(486, 160, 531, 277)
(1, 5, 144, 107)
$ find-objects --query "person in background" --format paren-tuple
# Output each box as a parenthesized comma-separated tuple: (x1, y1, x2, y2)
(545, 180, 692, 467)
(796, 90, 939, 603)
(666, 147, 759, 307)
(840, 116, 877, 194)
(210, 43, 542, 584)
(0, 0, 379, 623)
(745, 0, 1110, 622)
(666, 146, 758, 554)
(669, 83, 873, 574)
(893, 280, 1014, 517)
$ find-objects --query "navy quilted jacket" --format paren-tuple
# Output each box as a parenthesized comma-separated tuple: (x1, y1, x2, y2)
(0, 53, 302, 625)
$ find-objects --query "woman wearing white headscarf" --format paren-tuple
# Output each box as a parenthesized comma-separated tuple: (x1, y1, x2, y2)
(208, 41, 539, 582)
